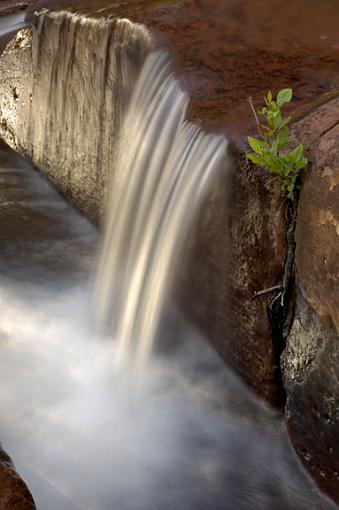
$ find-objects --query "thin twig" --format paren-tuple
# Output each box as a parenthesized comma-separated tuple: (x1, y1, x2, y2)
(274, 196, 287, 222)
(251, 284, 283, 300)
(248, 97, 263, 138)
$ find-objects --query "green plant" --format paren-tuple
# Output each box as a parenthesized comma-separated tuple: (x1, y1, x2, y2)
(247, 88, 308, 200)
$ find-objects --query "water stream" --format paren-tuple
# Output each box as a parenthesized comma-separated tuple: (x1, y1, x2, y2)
(95, 51, 226, 370)
(0, 14, 338, 510)
(0, 11, 26, 38)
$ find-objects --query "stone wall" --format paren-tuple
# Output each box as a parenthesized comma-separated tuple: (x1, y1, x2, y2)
(0, 10, 152, 222)
(183, 153, 288, 406)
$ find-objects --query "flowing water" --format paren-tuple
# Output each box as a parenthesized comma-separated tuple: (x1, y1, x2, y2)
(0, 15, 338, 510)
(95, 51, 226, 370)
(0, 11, 26, 38)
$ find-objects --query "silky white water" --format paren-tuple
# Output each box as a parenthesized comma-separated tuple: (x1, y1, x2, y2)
(0, 11, 26, 38)
(95, 50, 227, 371)
(0, 39, 337, 510)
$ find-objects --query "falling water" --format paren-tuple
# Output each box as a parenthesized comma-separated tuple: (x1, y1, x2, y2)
(95, 50, 227, 370)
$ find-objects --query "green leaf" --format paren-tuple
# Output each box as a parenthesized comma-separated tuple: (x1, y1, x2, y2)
(276, 88, 293, 106)
(247, 136, 267, 155)
(279, 116, 292, 129)
(289, 143, 304, 161)
(266, 112, 276, 128)
(246, 86, 305, 200)
(247, 152, 264, 166)
(276, 126, 289, 148)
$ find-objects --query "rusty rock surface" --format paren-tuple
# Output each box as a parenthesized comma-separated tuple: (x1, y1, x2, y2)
(281, 97, 339, 503)
(0, 447, 35, 510)
(26, 0, 339, 140)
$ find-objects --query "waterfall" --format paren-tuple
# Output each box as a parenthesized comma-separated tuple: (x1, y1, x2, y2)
(95, 51, 228, 370)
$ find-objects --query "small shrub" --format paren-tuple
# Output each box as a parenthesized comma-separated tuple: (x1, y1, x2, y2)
(247, 88, 308, 200)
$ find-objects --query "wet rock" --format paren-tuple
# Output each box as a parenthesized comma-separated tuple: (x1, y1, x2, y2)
(281, 96, 339, 503)
(0, 11, 152, 223)
(0, 446, 35, 509)
(27, 0, 339, 140)
(183, 153, 287, 407)
(0, 2, 29, 17)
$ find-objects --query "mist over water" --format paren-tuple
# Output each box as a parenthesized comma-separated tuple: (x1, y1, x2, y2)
(0, 279, 337, 510)
(0, 46, 337, 510)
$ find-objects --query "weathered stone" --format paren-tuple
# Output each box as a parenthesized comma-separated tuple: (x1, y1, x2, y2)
(183, 153, 288, 406)
(0, 12, 153, 223)
(0, 447, 35, 510)
(282, 97, 339, 503)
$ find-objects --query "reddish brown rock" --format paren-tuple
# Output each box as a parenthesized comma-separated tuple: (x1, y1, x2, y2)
(0, 2, 29, 17)
(27, 0, 339, 140)
(0, 447, 35, 510)
(281, 96, 339, 503)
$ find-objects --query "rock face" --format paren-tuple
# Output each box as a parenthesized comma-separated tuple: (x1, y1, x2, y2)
(183, 155, 288, 406)
(0, 2, 29, 17)
(26, 0, 339, 139)
(0, 11, 152, 223)
(281, 97, 339, 502)
(0, 447, 35, 509)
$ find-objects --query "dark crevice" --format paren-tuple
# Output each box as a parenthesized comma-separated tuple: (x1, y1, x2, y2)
(268, 195, 299, 407)
(319, 118, 339, 138)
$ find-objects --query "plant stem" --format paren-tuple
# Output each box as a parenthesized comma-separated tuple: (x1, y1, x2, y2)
(248, 97, 263, 138)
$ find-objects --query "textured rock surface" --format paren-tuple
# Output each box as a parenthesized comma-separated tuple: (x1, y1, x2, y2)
(0, 1, 29, 17)
(183, 155, 287, 406)
(0, 11, 152, 222)
(282, 97, 339, 503)
(0, 447, 35, 509)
